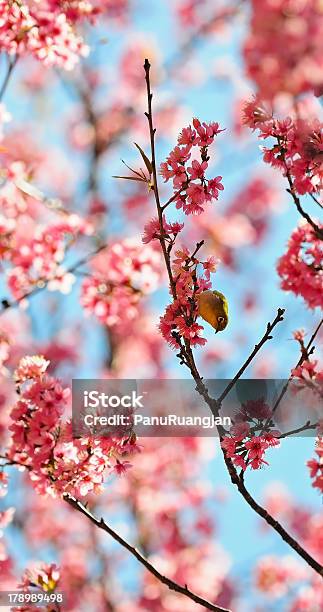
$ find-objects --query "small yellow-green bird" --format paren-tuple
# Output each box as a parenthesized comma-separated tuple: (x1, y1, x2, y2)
(197, 290, 229, 333)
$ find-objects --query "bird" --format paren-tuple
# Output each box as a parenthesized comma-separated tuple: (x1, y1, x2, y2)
(197, 290, 229, 333)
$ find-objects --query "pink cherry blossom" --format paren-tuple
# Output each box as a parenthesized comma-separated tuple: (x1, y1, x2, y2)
(142, 216, 184, 245)
(307, 438, 323, 494)
(243, 102, 323, 199)
(221, 432, 280, 472)
(14, 355, 49, 383)
(159, 119, 224, 216)
(0, 1, 89, 70)
(81, 239, 163, 330)
(6, 355, 136, 498)
(277, 222, 323, 309)
(244, 0, 323, 100)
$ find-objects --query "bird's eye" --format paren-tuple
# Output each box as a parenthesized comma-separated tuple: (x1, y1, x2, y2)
(218, 316, 224, 323)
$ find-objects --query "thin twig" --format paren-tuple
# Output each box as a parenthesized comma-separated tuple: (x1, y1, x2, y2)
(221, 453, 323, 576)
(270, 318, 323, 418)
(280, 145, 323, 239)
(144, 59, 177, 301)
(161, 186, 186, 211)
(191, 240, 205, 259)
(282, 160, 323, 240)
(217, 308, 285, 405)
(309, 193, 323, 210)
(278, 421, 318, 439)
(286, 186, 323, 239)
(0, 55, 18, 102)
(144, 59, 209, 381)
(143, 59, 323, 578)
(63, 494, 231, 612)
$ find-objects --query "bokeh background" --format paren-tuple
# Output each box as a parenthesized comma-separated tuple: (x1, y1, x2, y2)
(1, 1, 322, 610)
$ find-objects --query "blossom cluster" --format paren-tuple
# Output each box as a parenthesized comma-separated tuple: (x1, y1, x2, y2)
(221, 398, 280, 470)
(148, 119, 225, 349)
(244, 0, 323, 100)
(81, 238, 162, 330)
(0, 0, 132, 72)
(243, 100, 323, 198)
(307, 438, 323, 494)
(0, 0, 90, 70)
(4, 213, 92, 300)
(46, 0, 129, 22)
(221, 431, 280, 471)
(277, 222, 323, 309)
(142, 215, 184, 245)
(0, 158, 96, 301)
(11, 494, 111, 610)
(6, 355, 136, 497)
(293, 358, 323, 383)
(160, 118, 224, 215)
(160, 245, 217, 348)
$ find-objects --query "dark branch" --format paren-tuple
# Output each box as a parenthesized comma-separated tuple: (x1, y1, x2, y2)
(143, 60, 323, 578)
(0, 55, 18, 102)
(221, 453, 323, 576)
(144, 59, 177, 302)
(63, 494, 231, 612)
(270, 318, 323, 418)
(309, 193, 323, 210)
(278, 421, 318, 439)
(286, 187, 323, 239)
(217, 308, 285, 405)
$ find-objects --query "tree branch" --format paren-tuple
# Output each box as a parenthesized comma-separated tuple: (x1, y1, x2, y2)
(217, 308, 285, 404)
(63, 494, 231, 612)
(309, 193, 323, 210)
(270, 318, 323, 418)
(0, 55, 18, 102)
(144, 59, 177, 302)
(221, 453, 323, 575)
(286, 186, 323, 239)
(143, 59, 323, 578)
(282, 161, 323, 240)
(278, 421, 318, 439)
